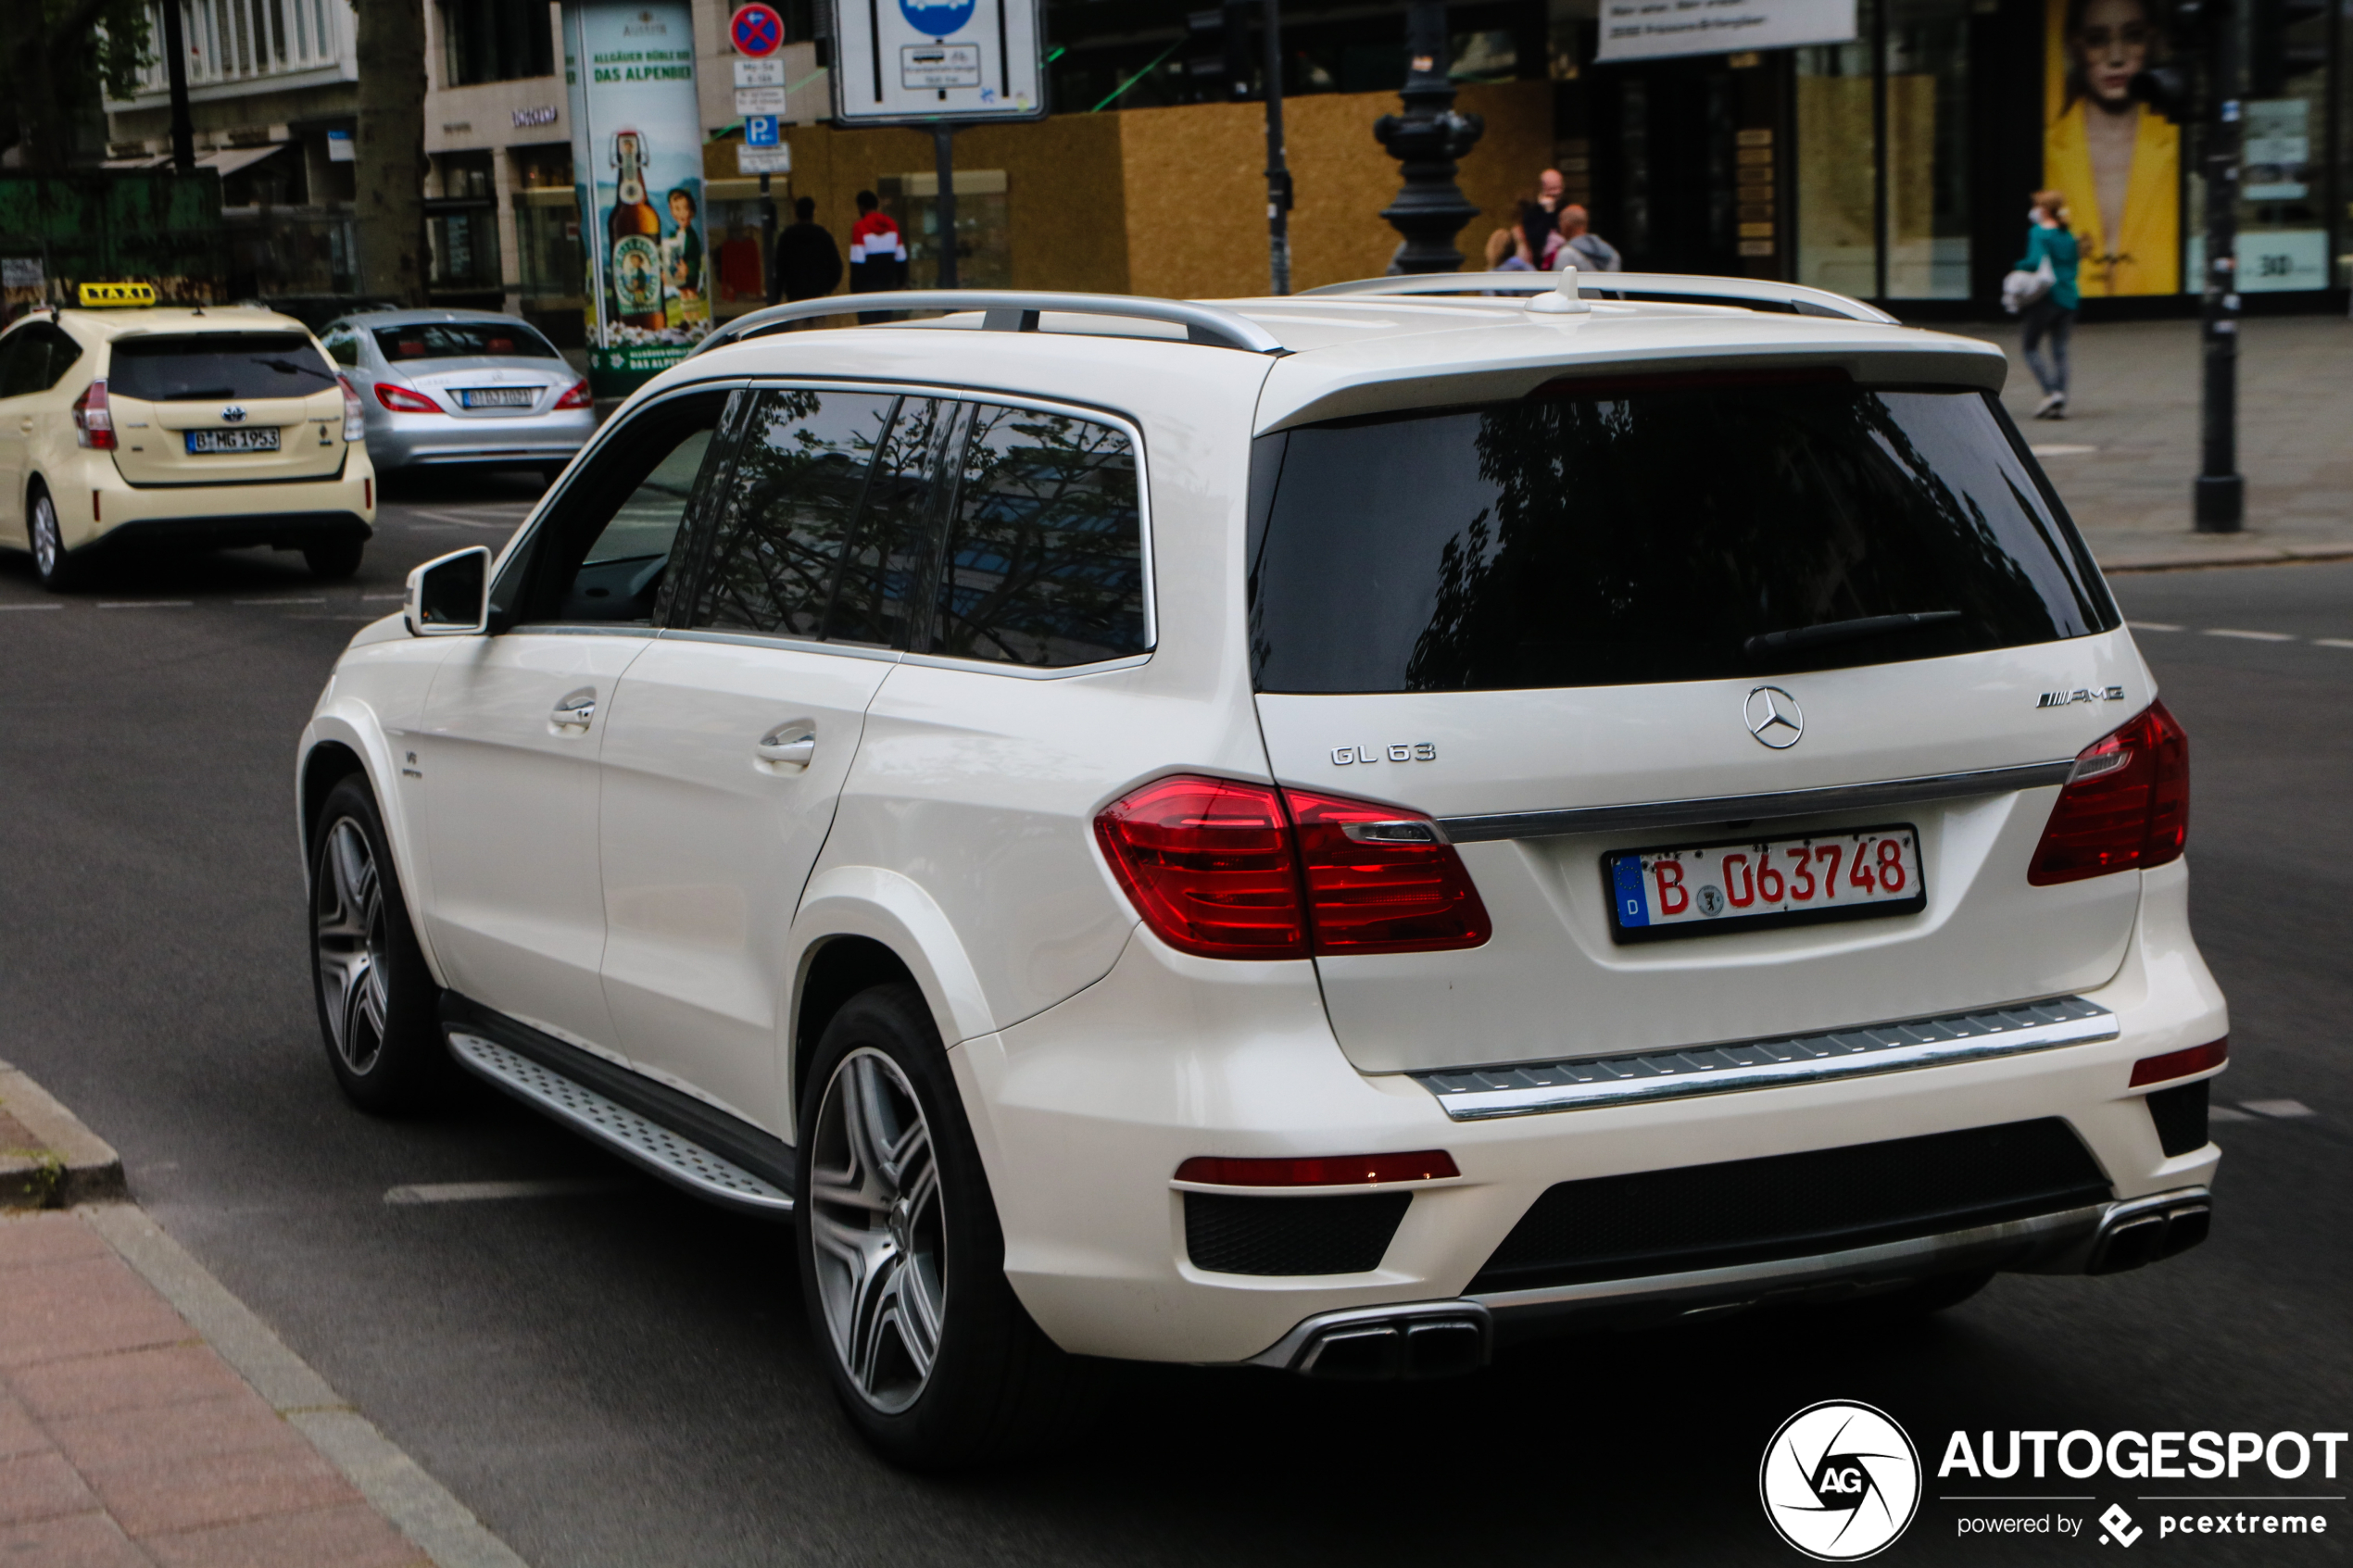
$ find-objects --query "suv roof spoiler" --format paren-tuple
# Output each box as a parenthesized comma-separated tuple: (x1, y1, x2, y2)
(1297, 270, 1897, 325)
(694, 289, 1289, 358)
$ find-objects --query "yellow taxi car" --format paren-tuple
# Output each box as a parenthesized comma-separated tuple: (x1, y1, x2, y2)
(0, 284, 375, 589)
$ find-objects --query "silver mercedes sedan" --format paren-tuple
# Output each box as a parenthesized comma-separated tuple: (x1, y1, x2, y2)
(319, 309, 596, 479)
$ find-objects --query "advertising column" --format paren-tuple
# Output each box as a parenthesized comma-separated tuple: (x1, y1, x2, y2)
(563, 1, 711, 397)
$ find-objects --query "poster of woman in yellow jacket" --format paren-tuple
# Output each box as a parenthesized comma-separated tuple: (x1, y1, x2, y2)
(2044, 0, 2180, 296)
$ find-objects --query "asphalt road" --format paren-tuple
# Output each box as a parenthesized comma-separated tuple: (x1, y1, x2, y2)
(2, 488, 2347, 1567)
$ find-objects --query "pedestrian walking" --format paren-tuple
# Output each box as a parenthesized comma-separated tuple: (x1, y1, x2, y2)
(1550, 206, 1622, 272)
(2014, 190, 2082, 419)
(768, 195, 844, 313)
(1512, 168, 1566, 266)
(1483, 227, 1533, 272)
(847, 191, 908, 323)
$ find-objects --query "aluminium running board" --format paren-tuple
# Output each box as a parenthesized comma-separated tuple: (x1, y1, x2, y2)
(447, 1033, 794, 1217)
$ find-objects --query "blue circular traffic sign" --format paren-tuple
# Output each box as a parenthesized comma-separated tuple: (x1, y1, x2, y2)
(729, 3, 784, 56)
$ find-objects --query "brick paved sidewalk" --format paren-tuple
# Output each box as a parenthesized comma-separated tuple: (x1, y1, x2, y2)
(0, 1208, 430, 1567)
(1966, 313, 2353, 571)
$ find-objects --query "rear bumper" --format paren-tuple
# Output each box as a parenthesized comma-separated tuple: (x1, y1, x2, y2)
(39, 450, 375, 555)
(78, 511, 371, 557)
(954, 857, 2226, 1366)
(365, 408, 595, 470)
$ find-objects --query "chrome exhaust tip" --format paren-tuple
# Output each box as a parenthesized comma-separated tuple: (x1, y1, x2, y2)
(1251, 1302, 1494, 1380)
(2084, 1188, 2211, 1274)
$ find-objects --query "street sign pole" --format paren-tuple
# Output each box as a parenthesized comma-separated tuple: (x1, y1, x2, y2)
(935, 124, 958, 288)
(2196, 8, 2246, 533)
(1263, 0, 1290, 295)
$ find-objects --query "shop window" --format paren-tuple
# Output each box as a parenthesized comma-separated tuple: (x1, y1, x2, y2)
(441, 0, 554, 86)
(1884, 0, 1969, 298)
(878, 170, 1011, 289)
(705, 195, 774, 316)
(1794, 33, 1877, 298)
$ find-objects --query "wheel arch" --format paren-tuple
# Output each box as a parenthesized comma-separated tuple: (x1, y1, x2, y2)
(297, 712, 449, 986)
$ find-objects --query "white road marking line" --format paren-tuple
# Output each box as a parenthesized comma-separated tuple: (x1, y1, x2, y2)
(384, 1178, 630, 1205)
(94, 600, 195, 608)
(2241, 1098, 2316, 1119)
(0, 603, 63, 611)
(233, 596, 326, 605)
(285, 614, 383, 621)
(359, 593, 405, 600)
(2030, 444, 2099, 456)
(406, 509, 523, 529)
(2208, 1106, 2257, 1123)
(2129, 621, 2183, 633)
(2203, 628, 2296, 642)
(2316, 637, 2353, 650)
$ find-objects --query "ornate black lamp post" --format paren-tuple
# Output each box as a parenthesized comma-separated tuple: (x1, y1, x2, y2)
(1373, 2, 1485, 274)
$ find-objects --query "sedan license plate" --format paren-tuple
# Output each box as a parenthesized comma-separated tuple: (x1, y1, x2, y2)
(457, 386, 535, 408)
(184, 427, 280, 454)
(1605, 825, 1925, 943)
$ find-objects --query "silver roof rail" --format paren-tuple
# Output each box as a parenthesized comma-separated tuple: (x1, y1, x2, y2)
(1298, 270, 1896, 325)
(692, 289, 1289, 358)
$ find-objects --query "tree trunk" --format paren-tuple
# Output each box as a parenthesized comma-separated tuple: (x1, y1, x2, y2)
(353, 0, 427, 304)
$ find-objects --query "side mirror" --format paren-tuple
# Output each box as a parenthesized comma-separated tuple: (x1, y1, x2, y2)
(405, 546, 492, 636)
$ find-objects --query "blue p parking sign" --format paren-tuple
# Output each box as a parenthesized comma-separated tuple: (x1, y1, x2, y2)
(745, 114, 780, 147)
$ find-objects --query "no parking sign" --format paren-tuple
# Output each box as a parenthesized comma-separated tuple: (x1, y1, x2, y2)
(729, 3, 784, 56)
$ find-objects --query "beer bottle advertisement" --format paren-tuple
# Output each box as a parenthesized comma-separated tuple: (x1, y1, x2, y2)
(562, 0, 710, 396)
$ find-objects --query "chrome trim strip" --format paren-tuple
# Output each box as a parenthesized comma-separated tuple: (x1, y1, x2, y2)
(447, 1034, 794, 1215)
(697, 289, 1289, 356)
(1435, 759, 2077, 844)
(1411, 997, 2117, 1120)
(1470, 1202, 2109, 1314)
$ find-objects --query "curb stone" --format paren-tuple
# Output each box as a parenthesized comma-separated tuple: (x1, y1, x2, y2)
(0, 1054, 126, 1207)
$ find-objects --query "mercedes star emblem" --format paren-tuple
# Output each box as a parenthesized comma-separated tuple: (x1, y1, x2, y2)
(1745, 686, 1804, 748)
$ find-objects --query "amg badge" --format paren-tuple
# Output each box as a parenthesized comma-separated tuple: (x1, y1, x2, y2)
(2038, 686, 2125, 709)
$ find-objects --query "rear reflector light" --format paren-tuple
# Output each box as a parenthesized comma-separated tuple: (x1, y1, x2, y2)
(374, 383, 443, 414)
(554, 379, 593, 410)
(1093, 775, 1491, 960)
(339, 374, 367, 441)
(2130, 1037, 2227, 1088)
(72, 380, 114, 448)
(2028, 700, 2190, 885)
(363, 476, 371, 511)
(1175, 1151, 1460, 1186)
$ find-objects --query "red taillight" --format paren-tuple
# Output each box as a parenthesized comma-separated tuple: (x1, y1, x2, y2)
(374, 382, 443, 414)
(2130, 1037, 2228, 1088)
(1283, 787, 1493, 953)
(1092, 775, 1491, 960)
(1175, 1151, 1461, 1186)
(2028, 701, 2191, 885)
(73, 380, 115, 448)
(554, 379, 593, 409)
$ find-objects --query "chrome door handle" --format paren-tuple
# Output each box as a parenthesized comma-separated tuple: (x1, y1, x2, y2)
(549, 687, 597, 731)
(755, 720, 816, 770)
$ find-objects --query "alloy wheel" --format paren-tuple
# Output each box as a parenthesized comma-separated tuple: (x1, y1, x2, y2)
(314, 818, 391, 1075)
(30, 494, 60, 580)
(809, 1047, 946, 1413)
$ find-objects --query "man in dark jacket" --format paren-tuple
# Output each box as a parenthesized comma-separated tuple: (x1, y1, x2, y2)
(768, 196, 844, 309)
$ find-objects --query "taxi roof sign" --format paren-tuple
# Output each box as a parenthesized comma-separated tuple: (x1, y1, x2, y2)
(78, 282, 157, 307)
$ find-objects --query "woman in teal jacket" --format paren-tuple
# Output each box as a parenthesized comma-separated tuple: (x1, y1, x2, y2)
(2019, 191, 2082, 419)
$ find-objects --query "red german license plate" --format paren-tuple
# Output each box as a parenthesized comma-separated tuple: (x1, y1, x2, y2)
(1605, 824, 1926, 943)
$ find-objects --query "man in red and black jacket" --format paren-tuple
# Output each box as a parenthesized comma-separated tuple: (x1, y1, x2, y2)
(847, 191, 907, 324)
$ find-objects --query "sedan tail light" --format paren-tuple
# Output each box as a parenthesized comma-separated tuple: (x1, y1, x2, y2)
(553, 379, 593, 410)
(72, 380, 115, 448)
(1094, 775, 1491, 960)
(338, 374, 367, 441)
(2029, 701, 2190, 884)
(374, 383, 443, 414)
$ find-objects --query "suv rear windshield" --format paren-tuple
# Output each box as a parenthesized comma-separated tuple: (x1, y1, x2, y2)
(1249, 381, 2118, 693)
(372, 323, 559, 361)
(107, 332, 338, 403)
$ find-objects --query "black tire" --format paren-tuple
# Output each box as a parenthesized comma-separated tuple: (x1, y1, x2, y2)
(796, 984, 1097, 1470)
(308, 774, 449, 1113)
(28, 486, 77, 591)
(304, 536, 365, 580)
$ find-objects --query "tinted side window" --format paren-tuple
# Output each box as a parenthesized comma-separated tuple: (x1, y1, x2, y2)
(1252, 385, 2117, 694)
(321, 327, 360, 367)
(824, 396, 951, 648)
(493, 390, 729, 626)
(692, 389, 897, 639)
(930, 405, 1147, 668)
(37, 328, 82, 391)
(0, 331, 44, 398)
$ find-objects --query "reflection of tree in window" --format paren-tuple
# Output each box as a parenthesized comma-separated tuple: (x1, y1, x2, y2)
(935, 407, 1146, 667)
(696, 390, 894, 639)
(825, 398, 948, 648)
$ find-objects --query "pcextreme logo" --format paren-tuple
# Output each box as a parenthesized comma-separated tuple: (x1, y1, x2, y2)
(1761, 1400, 1923, 1561)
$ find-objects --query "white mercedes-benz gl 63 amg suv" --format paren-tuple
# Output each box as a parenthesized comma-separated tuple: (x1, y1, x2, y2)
(297, 270, 2226, 1468)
